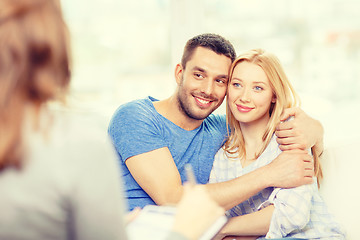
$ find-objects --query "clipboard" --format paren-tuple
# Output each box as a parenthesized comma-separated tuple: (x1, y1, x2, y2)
(126, 164, 228, 239)
(126, 204, 228, 240)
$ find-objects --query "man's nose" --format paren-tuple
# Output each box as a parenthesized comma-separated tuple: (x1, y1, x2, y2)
(200, 79, 215, 96)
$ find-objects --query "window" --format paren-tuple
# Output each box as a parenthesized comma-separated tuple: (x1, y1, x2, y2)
(62, 0, 360, 142)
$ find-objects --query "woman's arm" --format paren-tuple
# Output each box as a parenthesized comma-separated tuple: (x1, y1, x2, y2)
(215, 205, 274, 239)
(264, 182, 315, 238)
(215, 181, 315, 239)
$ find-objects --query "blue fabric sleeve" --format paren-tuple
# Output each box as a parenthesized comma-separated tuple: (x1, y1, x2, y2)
(108, 100, 168, 163)
(206, 114, 229, 144)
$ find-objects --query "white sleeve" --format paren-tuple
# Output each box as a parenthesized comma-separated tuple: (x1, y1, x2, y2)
(259, 180, 317, 238)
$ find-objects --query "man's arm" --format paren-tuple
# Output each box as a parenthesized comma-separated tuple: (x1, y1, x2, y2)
(205, 149, 313, 210)
(275, 107, 324, 158)
(126, 147, 184, 205)
(126, 148, 313, 210)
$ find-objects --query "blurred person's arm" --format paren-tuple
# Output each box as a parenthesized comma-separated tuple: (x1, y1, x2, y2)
(168, 184, 225, 240)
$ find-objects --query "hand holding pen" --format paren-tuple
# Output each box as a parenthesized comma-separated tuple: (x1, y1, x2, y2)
(172, 164, 226, 240)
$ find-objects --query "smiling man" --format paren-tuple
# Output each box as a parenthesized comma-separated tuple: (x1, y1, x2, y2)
(108, 33, 323, 211)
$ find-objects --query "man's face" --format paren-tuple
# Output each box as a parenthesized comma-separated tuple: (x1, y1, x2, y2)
(175, 47, 232, 120)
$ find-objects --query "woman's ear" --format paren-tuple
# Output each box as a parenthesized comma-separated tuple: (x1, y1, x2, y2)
(175, 63, 183, 85)
(271, 95, 277, 103)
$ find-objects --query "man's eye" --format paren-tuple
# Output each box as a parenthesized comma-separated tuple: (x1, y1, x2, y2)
(194, 73, 204, 78)
(216, 79, 226, 84)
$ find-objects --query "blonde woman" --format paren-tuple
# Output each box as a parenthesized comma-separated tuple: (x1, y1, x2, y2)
(209, 49, 345, 239)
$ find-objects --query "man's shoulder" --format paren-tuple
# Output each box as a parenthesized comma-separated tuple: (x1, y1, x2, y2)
(116, 97, 153, 113)
(204, 114, 226, 126)
(110, 97, 157, 120)
(108, 97, 161, 133)
(201, 114, 228, 138)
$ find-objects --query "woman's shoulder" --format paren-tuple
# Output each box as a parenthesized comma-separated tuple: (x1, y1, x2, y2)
(213, 147, 241, 169)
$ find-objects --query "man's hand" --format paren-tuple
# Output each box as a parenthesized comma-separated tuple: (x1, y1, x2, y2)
(265, 149, 314, 188)
(275, 107, 324, 152)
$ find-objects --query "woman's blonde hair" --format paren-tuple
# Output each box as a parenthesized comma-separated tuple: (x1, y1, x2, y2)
(0, 0, 70, 170)
(224, 49, 323, 185)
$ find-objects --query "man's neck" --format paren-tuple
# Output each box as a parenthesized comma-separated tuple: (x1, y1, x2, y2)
(153, 96, 204, 131)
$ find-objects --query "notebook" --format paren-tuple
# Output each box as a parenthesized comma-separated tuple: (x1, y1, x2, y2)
(126, 204, 228, 240)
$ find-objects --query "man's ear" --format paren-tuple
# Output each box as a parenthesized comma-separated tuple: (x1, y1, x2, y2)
(175, 63, 184, 85)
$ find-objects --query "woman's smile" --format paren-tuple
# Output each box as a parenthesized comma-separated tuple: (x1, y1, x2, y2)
(236, 104, 254, 113)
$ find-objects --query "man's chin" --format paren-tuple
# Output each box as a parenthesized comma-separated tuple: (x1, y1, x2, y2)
(187, 109, 214, 121)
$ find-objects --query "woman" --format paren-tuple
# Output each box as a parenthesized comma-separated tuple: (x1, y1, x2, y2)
(0, 0, 129, 239)
(0, 0, 224, 240)
(209, 49, 345, 239)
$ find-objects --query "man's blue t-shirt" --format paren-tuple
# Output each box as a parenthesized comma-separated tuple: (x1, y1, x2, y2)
(108, 96, 228, 210)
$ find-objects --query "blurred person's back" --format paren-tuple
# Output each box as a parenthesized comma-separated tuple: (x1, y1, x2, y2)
(0, 1, 127, 239)
(0, 108, 126, 240)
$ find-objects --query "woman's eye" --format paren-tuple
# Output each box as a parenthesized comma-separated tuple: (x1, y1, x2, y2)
(254, 86, 263, 91)
(233, 83, 241, 88)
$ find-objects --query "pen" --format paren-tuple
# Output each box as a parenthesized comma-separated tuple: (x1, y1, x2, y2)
(184, 163, 197, 186)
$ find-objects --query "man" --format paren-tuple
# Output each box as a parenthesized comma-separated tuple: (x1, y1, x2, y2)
(108, 33, 323, 211)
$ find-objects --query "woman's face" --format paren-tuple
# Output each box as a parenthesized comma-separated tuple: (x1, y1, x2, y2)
(227, 61, 275, 125)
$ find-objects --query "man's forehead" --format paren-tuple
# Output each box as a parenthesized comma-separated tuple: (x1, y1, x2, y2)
(187, 47, 232, 73)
